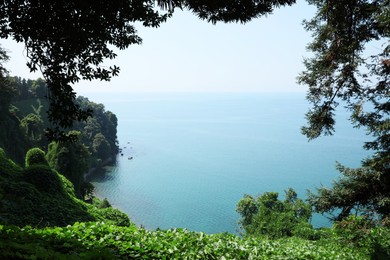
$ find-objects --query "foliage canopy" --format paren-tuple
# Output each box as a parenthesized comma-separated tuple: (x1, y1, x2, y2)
(298, 0, 389, 223)
(236, 189, 313, 239)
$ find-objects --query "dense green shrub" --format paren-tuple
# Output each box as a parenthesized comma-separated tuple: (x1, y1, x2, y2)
(2, 164, 94, 227)
(332, 216, 390, 258)
(57, 173, 77, 198)
(23, 164, 62, 194)
(46, 139, 90, 198)
(98, 207, 131, 227)
(0, 222, 368, 259)
(368, 227, 390, 259)
(237, 189, 313, 239)
(333, 215, 373, 245)
(0, 148, 131, 228)
(100, 198, 112, 208)
(292, 222, 322, 240)
(25, 147, 48, 167)
(87, 199, 130, 227)
(0, 147, 22, 177)
(0, 181, 41, 226)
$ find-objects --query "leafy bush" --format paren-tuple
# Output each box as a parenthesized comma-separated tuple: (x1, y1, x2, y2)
(100, 198, 112, 208)
(25, 148, 48, 167)
(0, 222, 368, 259)
(332, 216, 390, 258)
(1, 164, 95, 227)
(292, 222, 322, 240)
(57, 172, 77, 198)
(0, 148, 131, 228)
(23, 164, 62, 193)
(98, 207, 131, 227)
(81, 181, 94, 200)
(368, 227, 390, 259)
(46, 139, 90, 198)
(0, 147, 22, 177)
(87, 199, 130, 227)
(333, 215, 373, 244)
(0, 181, 41, 226)
(237, 188, 313, 239)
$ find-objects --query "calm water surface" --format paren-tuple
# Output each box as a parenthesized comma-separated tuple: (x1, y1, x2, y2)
(86, 92, 371, 234)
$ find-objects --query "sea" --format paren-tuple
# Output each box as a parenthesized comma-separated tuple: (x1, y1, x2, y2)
(84, 92, 371, 234)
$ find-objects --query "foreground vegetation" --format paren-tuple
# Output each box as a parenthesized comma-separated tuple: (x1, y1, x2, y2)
(0, 222, 373, 259)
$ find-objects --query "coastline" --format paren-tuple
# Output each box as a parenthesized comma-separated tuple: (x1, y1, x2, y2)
(84, 155, 116, 181)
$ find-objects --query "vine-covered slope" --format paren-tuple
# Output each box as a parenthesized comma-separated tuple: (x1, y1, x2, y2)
(0, 222, 366, 259)
(0, 147, 129, 228)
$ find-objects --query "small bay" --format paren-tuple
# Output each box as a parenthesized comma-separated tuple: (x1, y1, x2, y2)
(86, 92, 371, 234)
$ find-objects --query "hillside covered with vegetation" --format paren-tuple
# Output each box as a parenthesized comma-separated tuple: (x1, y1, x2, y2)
(0, 74, 119, 198)
(0, 147, 130, 227)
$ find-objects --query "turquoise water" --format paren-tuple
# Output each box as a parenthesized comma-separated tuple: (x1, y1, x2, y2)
(86, 92, 371, 234)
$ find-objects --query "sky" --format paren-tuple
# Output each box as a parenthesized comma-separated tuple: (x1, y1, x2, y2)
(0, 0, 316, 95)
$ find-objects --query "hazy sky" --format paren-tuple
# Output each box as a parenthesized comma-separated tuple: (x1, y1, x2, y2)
(0, 0, 316, 94)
